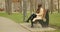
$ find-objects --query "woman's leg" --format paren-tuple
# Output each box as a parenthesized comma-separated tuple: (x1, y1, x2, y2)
(26, 14, 37, 22)
(31, 20, 34, 27)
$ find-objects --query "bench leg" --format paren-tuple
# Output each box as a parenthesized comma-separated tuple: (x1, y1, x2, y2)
(38, 20, 45, 27)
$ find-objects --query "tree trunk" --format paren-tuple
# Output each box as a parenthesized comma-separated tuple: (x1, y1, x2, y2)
(58, 0, 59, 13)
(5, 0, 12, 15)
(41, 0, 45, 9)
(34, 0, 38, 12)
(45, 0, 49, 9)
(19, 0, 22, 13)
(30, 0, 34, 14)
(50, 0, 53, 14)
(23, 0, 27, 22)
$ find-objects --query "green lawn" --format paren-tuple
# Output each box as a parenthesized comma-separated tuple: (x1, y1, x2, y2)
(49, 13, 60, 32)
(0, 13, 23, 23)
(0, 12, 60, 32)
(49, 13, 60, 27)
(0, 12, 30, 23)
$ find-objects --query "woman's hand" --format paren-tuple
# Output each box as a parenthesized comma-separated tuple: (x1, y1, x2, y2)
(43, 18, 46, 22)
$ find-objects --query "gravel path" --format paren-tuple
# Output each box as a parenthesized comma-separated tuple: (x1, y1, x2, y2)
(0, 17, 30, 32)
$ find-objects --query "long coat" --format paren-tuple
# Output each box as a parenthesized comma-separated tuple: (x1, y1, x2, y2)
(33, 8, 46, 22)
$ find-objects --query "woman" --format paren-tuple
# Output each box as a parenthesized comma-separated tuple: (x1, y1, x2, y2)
(33, 4, 46, 22)
(26, 4, 46, 27)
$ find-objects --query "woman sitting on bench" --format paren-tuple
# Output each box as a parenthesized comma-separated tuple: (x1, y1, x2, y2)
(33, 4, 46, 22)
(26, 4, 46, 27)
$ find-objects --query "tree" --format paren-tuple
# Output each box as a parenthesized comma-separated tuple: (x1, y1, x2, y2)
(45, 0, 49, 9)
(23, 0, 27, 22)
(50, 0, 53, 14)
(41, 0, 45, 9)
(30, 0, 34, 14)
(19, 0, 22, 13)
(34, 0, 38, 12)
(5, 0, 12, 15)
(58, 0, 59, 13)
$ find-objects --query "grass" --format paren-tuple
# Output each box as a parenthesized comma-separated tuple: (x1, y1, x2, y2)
(0, 13, 23, 23)
(0, 12, 60, 32)
(0, 12, 30, 23)
(49, 13, 60, 27)
(49, 13, 60, 32)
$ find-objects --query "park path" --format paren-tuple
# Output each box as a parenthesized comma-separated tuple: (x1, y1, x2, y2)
(0, 17, 30, 32)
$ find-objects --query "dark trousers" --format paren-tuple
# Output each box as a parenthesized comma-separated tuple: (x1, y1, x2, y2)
(26, 14, 44, 27)
(26, 13, 37, 22)
(26, 14, 37, 27)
